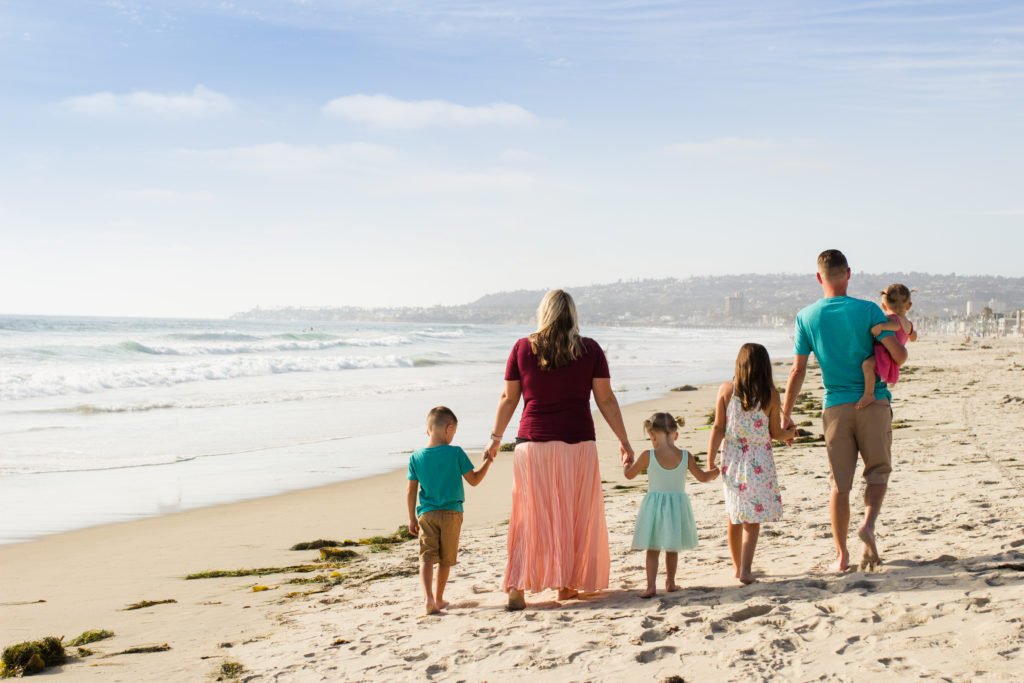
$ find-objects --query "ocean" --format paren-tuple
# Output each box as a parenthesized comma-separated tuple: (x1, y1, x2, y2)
(0, 316, 792, 543)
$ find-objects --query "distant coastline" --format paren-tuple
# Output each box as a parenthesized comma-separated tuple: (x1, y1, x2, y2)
(231, 272, 1024, 332)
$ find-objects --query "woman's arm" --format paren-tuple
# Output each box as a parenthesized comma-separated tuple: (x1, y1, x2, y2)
(485, 380, 522, 459)
(592, 377, 635, 465)
(767, 388, 796, 442)
(707, 382, 730, 469)
(623, 450, 650, 480)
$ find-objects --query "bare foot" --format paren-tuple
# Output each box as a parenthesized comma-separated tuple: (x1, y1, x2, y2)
(858, 526, 881, 570)
(737, 573, 757, 585)
(557, 588, 579, 601)
(425, 600, 440, 615)
(854, 394, 874, 410)
(639, 588, 656, 599)
(665, 582, 681, 592)
(506, 589, 526, 611)
(435, 599, 450, 611)
(831, 550, 851, 573)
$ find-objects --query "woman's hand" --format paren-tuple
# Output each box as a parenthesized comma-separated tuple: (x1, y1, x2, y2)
(620, 440, 634, 467)
(484, 435, 501, 460)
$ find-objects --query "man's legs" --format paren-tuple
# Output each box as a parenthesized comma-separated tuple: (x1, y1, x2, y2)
(829, 488, 851, 571)
(856, 400, 893, 569)
(823, 404, 857, 572)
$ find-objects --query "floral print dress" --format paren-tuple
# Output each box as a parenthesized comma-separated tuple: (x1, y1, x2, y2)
(721, 394, 783, 524)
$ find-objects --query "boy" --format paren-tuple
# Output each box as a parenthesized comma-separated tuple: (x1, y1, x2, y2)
(407, 406, 493, 615)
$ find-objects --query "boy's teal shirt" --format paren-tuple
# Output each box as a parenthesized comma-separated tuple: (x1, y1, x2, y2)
(794, 296, 895, 409)
(407, 444, 474, 517)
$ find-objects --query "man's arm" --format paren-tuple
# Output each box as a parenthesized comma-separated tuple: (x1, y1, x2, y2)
(782, 354, 809, 433)
(406, 480, 419, 536)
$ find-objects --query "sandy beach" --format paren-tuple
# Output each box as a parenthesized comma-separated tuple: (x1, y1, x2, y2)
(3, 337, 1023, 681)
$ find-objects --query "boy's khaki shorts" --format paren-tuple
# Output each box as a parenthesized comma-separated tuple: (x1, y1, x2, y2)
(822, 399, 892, 493)
(418, 510, 463, 567)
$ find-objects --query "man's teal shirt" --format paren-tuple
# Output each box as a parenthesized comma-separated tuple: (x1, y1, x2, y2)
(794, 296, 894, 408)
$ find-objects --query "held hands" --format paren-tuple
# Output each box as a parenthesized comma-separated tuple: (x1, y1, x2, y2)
(483, 435, 501, 460)
(781, 414, 796, 446)
(705, 466, 720, 481)
(620, 441, 635, 468)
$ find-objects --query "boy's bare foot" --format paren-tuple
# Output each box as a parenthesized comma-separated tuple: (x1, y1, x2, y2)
(831, 550, 851, 572)
(506, 589, 526, 611)
(557, 587, 579, 601)
(425, 600, 440, 615)
(639, 588, 656, 598)
(858, 526, 881, 570)
(737, 573, 757, 585)
(854, 394, 874, 410)
(665, 582, 681, 592)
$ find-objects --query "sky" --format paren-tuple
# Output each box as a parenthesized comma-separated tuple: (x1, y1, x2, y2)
(1, 0, 1023, 318)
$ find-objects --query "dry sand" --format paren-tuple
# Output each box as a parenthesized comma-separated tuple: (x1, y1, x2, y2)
(2, 337, 1023, 681)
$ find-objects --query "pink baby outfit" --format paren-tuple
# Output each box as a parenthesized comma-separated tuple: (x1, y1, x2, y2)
(873, 317, 912, 384)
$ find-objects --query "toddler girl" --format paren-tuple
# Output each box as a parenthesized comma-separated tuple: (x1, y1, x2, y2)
(856, 284, 917, 410)
(707, 343, 795, 585)
(624, 412, 719, 598)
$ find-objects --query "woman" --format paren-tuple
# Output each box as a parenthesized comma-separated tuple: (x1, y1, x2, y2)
(484, 289, 634, 610)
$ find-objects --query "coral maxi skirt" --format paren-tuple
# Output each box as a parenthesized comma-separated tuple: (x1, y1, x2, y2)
(503, 440, 611, 594)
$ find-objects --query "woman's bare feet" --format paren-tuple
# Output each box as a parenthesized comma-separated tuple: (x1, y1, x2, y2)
(506, 589, 526, 611)
(665, 582, 681, 592)
(557, 587, 579, 601)
(639, 587, 656, 599)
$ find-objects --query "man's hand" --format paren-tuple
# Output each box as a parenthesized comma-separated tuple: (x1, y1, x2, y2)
(782, 414, 796, 445)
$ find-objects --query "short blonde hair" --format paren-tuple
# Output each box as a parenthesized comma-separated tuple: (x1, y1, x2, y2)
(817, 249, 849, 279)
(427, 406, 457, 430)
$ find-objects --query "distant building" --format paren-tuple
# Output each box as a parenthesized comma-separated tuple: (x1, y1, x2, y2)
(725, 293, 744, 319)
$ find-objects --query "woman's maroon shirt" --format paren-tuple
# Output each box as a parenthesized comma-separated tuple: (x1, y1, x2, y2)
(504, 337, 610, 443)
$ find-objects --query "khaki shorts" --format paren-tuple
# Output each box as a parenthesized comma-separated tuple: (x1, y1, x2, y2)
(418, 510, 463, 566)
(822, 399, 892, 493)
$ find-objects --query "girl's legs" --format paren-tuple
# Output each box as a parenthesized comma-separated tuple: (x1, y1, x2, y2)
(727, 522, 743, 577)
(664, 552, 680, 591)
(857, 356, 877, 410)
(640, 550, 659, 598)
(738, 522, 760, 584)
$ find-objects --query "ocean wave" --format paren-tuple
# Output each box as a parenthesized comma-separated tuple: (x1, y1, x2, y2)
(0, 354, 416, 401)
(165, 332, 262, 342)
(115, 335, 414, 356)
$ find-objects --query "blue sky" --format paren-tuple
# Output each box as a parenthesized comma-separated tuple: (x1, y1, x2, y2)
(2, 1, 1022, 317)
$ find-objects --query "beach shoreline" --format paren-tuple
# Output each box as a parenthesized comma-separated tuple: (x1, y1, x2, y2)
(3, 337, 1023, 681)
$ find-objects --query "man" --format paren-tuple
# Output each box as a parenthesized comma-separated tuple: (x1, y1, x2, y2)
(783, 250, 907, 572)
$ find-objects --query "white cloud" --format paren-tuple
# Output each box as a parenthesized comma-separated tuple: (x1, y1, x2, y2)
(180, 142, 397, 173)
(322, 94, 538, 129)
(63, 85, 235, 118)
(664, 137, 833, 172)
(118, 188, 215, 202)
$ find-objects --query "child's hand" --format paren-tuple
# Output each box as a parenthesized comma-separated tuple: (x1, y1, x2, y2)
(483, 451, 495, 463)
(408, 519, 419, 537)
(706, 466, 720, 481)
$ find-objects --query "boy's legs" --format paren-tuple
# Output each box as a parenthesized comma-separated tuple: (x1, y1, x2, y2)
(434, 510, 463, 611)
(420, 560, 438, 614)
(417, 512, 443, 614)
(434, 565, 451, 610)
(856, 356, 877, 410)
(664, 552, 680, 591)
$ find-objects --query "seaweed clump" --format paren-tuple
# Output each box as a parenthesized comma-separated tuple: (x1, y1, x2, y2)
(68, 629, 114, 647)
(290, 539, 355, 551)
(216, 660, 245, 681)
(124, 599, 177, 611)
(1, 636, 66, 678)
(358, 526, 415, 546)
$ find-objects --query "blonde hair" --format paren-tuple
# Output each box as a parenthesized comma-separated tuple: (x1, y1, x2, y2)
(529, 289, 583, 370)
(816, 249, 849, 279)
(643, 412, 685, 435)
(880, 283, 913, 315)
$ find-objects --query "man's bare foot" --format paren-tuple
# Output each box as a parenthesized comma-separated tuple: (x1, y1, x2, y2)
(737, 572, 757, 585)
(854, 394, 874, 410)
(506, 589, 526, 611)
(425, 599, 440, 615)
(435, 599, 450, 611)
(557, 587, 579, 601)
(665, 582, 681, 592)
(858, 526, 881, 570)
(831, 550, 851, 572)
(639, 588, 656, 599)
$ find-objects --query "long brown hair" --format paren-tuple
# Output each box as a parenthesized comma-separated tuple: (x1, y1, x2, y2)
(734, 343, 773, 412)
(529, 289, 583, 370)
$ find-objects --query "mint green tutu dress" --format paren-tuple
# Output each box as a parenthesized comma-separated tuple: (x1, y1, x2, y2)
(631, 449, 698, 552)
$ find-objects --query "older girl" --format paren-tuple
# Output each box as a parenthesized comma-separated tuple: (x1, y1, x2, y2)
(708, 343, 795, 584)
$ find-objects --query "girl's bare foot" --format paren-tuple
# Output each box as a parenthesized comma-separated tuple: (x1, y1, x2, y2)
(425, 599, 440, 615)
(639, 588, 656, 599)
(665, 582, 681, 592)
(506, 589, 526, 611)
(557, 587, 579, 601)
(435, 600, 450, 611)
(737, 573, 757, 585)
(831, 550, 851, 572)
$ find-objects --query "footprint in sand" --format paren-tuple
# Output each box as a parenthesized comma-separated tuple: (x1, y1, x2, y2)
(635, 645, 676, 663)
(727, 604, 774, 622)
